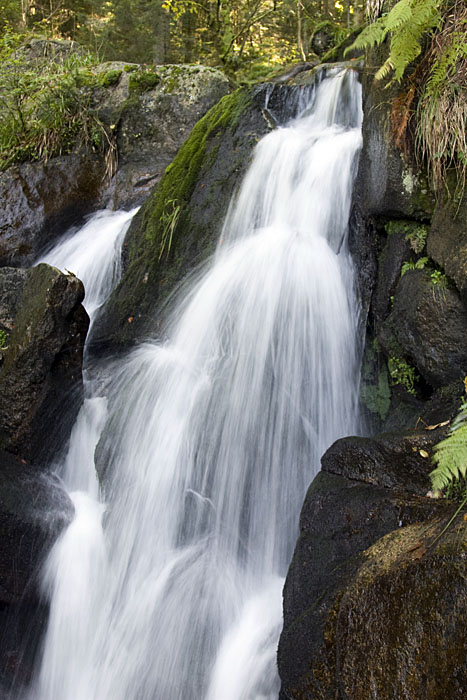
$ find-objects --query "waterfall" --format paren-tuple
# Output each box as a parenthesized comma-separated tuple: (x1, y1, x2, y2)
(27, 68, 363, 700)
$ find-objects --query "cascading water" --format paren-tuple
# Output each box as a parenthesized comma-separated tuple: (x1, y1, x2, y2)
(26, 68, 363, 700)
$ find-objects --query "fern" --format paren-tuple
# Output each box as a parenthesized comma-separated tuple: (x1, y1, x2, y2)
(345, 0, 442, 83)
(431, 406, 467, 492)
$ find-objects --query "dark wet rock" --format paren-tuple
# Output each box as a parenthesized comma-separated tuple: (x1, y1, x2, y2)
(372, 226, 412, 328)
(92, 84, 289, 353)
(348, 205, 378, 326)
(329, 517, 466, 700)
(0, 155, 105, 268)
(0, 449, 73, 604)
(0, 448, 73, 691)
(428, 190, 467, 303)
(0, 264, 89, 463)
(98, 63, 231, 209)
(321, 429, 445, 495)
(278, 429, 457, 700)
(386, 269, 467, 388)
(0, 62, 229, 267)
(354, 50, 434, 220)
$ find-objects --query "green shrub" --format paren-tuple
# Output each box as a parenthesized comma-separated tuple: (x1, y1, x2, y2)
(0, 32, 111, 170)
(388, 355, 418, 395)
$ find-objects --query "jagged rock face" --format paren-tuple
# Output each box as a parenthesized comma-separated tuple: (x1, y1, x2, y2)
(0, 155, 105, 268)
(278, 429, 462, 700)
(0, 264, 89, 463)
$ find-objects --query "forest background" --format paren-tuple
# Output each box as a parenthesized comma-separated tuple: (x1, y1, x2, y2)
(0, 0, 365, 78)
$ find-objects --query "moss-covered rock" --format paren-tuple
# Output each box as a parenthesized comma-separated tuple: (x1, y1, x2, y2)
(278, 428, 463, 700)
(332, 516, 466, 700)
(0, 264, 89, 463)
(92, 84, 283, 353)
(101, 63, 231, 209)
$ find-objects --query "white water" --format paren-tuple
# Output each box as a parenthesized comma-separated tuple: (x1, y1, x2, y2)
(28, 69, 363, 700)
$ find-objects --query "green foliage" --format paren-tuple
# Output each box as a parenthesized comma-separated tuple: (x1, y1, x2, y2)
(388, 355, 418, 394)
(400, 256, 428, 275)
(431, 398, 467, 492)
(430, 268, 447, 288)
(345, 0, 442, 82)
(385, 219, 428, 253)
(159, 199, 181, 261)
(415, 3, 467, 199)
(0, 329, 9, 350)
(361, 367, 391, 420)
(0, 32, 111, 170)
(99, 69, 122, 87)
(405, 224, 428, 253)
(129, 69, 161, 93)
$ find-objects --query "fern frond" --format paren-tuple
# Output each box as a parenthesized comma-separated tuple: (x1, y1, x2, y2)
(375, 57, 395, 80)
(345, 15, 388, 52)
(345, 0, 442, 82)
(430, 423, 467, 491)
(385, 0, 413, 33)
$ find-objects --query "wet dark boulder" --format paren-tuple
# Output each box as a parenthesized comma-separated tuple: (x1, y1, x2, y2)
(0, 155, 105, 268)
(0, 449, 73, 604)
(384, 269, 467, 388)
(331, 517, 466, 700)
(0, 448, 73, 691)
(0, 264, 89, 463)
(278, 428, 459, 700)
(372, 225, 412, 329)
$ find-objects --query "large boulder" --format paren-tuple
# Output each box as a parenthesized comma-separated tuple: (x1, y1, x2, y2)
(99, 63, 231, 209)
(92, 83, 303, 353)
(0, 264, 89, 463)
(330, 517, 466, 700)
(0, 155, 105, 268)
(382, 269, 467, 388)
(278, 428, 460, 699)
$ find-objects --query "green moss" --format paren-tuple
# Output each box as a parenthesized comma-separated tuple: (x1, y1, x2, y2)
(385, 219, 428, 253)
(129, 69, 160, 93)
(136, 88, 251, 257)
(123, 64, 138, 72)
(99, 69, 122, 88)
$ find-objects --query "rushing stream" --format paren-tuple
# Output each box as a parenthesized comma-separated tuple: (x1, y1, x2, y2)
(26, 68, 363, 700)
